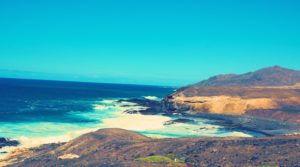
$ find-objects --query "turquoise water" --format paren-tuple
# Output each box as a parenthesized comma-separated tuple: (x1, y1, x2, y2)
(0, 98, 258, 146)
(0, 78, 262, 156)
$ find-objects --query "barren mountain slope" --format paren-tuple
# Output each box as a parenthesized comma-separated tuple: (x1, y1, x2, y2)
(162, 66, 300, 123)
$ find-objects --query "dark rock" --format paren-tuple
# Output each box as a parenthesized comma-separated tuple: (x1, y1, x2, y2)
(0, 137, 19, 149)
(118, 98, 162, 114)
(164, 118, 196, 125)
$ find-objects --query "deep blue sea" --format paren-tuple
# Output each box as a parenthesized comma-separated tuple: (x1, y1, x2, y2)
(0, 78, 261, 156)
(0, 78, 172, 124)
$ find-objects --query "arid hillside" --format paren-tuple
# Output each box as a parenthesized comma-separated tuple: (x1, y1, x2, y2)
(2, 128, 300, 167)
(195, 66, 300, 87)
(163, 66, 300, 123)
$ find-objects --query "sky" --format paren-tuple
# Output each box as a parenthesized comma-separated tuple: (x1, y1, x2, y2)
(0, 0, 300, 86)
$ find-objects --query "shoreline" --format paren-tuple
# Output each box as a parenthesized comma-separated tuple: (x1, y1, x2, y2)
(123, 98, 300, 137)
(1, 97, 299, 162)
(175, 113, 297, 137)
(0, 110, 260, 161)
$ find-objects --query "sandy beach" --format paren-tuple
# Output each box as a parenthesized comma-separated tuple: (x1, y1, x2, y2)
(101, 112, 172, 131)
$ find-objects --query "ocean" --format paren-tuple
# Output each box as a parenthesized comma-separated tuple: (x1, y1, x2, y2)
(0, 78, 261, 157)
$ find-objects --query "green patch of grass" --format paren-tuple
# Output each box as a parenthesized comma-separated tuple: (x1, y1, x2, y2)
(136, 155, 173, 163)
(135, 154, 186, 167)
(166, 154, 177, 160)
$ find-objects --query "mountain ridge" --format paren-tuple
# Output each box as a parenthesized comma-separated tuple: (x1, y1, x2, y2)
(163, 66, 300, 123)
(195, 66, 300, 87)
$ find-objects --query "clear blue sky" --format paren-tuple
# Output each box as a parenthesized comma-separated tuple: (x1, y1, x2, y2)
(0, 0, 300, 86)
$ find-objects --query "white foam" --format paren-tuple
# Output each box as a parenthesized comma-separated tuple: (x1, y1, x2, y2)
(17, 128, 97, 148)
(0, 99, 152, 159)
(0, 98, 255, 160)
(120, 101, 137, 105)
(93, 104, 109, 110)
(101, 100, 118, 104)
(143, 96, 159, 100)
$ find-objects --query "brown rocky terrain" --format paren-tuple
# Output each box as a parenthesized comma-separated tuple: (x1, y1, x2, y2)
(162, 66, 300, 123)
(2, 128, 300, 167)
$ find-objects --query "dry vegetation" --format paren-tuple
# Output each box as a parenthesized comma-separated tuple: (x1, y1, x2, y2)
(2, 129, 300, 167)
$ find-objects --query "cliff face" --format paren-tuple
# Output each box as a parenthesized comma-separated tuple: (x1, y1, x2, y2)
(162, 66, 300, 123)
(3, 129, 300, 167)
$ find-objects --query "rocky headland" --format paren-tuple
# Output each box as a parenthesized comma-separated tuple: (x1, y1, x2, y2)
(162, 66, 300, 124)
(119, 66, 300, 136)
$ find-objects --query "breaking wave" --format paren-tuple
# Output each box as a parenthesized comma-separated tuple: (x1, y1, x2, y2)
(0, 98, 255, 159)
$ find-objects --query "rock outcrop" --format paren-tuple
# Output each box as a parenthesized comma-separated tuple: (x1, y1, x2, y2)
(0, 138, 19, 150)
(162, 66, 300, 123)
(2, 128, 300, 167)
